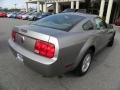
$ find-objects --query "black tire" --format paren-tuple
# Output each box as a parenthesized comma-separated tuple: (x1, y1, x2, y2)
(74, 49, 94, 76)
(107, 34, 115, 47)
(33, 17, 37, 21)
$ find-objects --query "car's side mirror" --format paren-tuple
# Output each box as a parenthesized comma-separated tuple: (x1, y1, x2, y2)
(107, 24, 113, 29)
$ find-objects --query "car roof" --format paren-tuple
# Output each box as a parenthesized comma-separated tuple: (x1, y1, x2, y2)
(59, 12, 98, 19)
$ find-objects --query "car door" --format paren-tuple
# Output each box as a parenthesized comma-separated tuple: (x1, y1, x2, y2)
(81, 19, 105, 51)
(94, 17, 110, 50)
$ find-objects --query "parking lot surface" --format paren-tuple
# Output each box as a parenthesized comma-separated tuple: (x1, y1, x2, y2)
(0, 18, 120, 90)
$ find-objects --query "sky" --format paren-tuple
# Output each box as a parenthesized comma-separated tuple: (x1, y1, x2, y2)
(0, 0, 36, 9)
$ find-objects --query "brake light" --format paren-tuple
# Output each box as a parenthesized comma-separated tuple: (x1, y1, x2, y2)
(34, 40, 55, 58)
(12, 31, 16, 41)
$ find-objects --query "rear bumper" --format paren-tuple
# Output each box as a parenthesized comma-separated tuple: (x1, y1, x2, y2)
(22, 17, 28, 20)
(16, 17, 22, 19)
(8, 39, 67, 76)
(28, 17, 33, 20)
(0, 15, 6, 17)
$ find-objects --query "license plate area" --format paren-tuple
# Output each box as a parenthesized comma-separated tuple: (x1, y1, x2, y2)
(16, 53, 23, 62)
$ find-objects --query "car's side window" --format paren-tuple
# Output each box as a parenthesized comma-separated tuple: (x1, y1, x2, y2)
(95, 18, 107, 30)
(82, 20, 94, 31)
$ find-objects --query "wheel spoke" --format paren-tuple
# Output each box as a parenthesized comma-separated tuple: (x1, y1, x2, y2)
(82, 54, 91, 72)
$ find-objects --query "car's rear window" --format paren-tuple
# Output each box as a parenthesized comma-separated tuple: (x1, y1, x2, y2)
(32, 13, 85, 31)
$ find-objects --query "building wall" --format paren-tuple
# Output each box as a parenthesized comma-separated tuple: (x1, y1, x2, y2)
(25, 0, 120, 23)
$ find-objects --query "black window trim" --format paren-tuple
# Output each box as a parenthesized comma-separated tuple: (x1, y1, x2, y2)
(82, 20, 94, 31)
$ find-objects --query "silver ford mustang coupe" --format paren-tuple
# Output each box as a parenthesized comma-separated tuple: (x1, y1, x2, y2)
(8, 13, 115, 76)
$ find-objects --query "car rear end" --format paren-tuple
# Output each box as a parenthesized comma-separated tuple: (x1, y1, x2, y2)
(22, 15, 28, 20)
(0, 12, 7, 17)
(8, 25, 68, 76)
(16, 14, 22, 19)
(22, 12, 34, 20)
(9, 13, 87, 76)
(7, 13, 12, 18)
(11, 13, 17, 18)
(28, 15, 34, 20)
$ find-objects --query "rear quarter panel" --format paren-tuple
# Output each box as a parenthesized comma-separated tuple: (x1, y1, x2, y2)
(55, 19, 98, 69)
(56, 31, 97, 71)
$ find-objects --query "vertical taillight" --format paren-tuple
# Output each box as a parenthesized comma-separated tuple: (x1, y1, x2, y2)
(12, 31, 16, 41)
(34, 40, 55, 58)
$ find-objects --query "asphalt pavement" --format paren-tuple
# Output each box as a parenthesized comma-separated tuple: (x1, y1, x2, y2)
(0, 18, 120, 90)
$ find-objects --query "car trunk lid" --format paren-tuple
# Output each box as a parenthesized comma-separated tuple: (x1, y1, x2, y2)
(12, 25, 66, 58)
(13, 25, 52, 52)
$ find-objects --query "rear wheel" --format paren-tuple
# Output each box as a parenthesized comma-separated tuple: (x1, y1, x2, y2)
(107, 33, 115, 47)
(33, 17, 37, 21)
(74, 50, 94, 76)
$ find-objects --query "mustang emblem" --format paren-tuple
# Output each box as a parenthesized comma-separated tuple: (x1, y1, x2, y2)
(20, 36, 25, 43)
